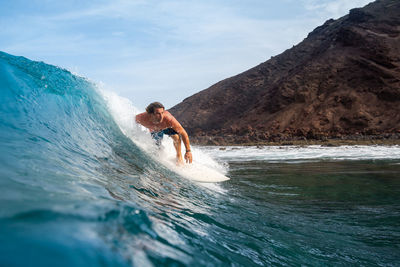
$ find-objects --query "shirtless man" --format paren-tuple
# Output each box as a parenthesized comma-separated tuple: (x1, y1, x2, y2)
(135, 102, 193, 164)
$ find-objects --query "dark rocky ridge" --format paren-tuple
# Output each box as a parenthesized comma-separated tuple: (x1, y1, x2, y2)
(169, 0, 400, 145)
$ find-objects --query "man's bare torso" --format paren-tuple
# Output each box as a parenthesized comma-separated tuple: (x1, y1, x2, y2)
(135, 110, 178, 132)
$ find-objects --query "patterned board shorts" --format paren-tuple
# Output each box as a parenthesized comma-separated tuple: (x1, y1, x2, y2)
(151, 128, 178, 146)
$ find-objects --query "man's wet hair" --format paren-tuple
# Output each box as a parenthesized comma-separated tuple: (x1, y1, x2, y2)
(146, 102, 165, 114)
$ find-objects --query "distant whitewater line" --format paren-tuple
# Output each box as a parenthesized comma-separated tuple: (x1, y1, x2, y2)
(200, 145, 400, 162)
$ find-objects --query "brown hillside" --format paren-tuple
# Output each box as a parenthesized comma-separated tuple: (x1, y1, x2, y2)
(169, 0, 400, 145)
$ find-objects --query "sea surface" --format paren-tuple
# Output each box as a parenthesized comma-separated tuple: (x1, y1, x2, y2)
(1, 51, 400, 266)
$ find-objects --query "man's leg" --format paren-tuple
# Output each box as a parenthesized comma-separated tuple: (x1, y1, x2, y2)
(151, 131, 163, 146)
(170, 134, 183, 164)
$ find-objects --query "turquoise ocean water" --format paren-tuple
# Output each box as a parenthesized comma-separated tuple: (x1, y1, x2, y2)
(1, 51, 399, 266)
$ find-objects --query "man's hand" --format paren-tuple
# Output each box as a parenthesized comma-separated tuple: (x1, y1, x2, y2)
(184, 151, 192, 164)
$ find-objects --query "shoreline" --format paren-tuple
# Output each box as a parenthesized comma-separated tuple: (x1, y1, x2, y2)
(191, 136, 400, 147)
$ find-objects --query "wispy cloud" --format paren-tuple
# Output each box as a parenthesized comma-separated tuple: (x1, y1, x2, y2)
(302, 0, 374, 18)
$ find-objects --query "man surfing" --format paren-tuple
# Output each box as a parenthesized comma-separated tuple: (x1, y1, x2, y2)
(135, 102, 193, 164)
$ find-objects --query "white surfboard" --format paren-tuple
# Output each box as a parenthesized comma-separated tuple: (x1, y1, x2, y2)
(166, 159, 230, 183)
(155, 147, 230, 183)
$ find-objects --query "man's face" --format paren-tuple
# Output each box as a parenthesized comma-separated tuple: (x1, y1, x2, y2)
(151, 108, 164, 124)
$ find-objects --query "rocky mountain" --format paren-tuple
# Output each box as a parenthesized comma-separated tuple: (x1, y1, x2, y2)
(169, 0, 400, 145)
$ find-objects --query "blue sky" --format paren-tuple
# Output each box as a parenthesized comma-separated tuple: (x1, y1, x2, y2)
(0, 0, 373, 110)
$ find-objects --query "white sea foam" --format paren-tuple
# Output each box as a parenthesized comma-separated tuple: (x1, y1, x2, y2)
(198, 145, 400, 162)
(97, 87, 228, 183)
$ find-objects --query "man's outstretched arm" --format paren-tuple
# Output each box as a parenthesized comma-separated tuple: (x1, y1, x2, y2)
(172, 123, 192, 163)
(135, 114, 142, 125)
